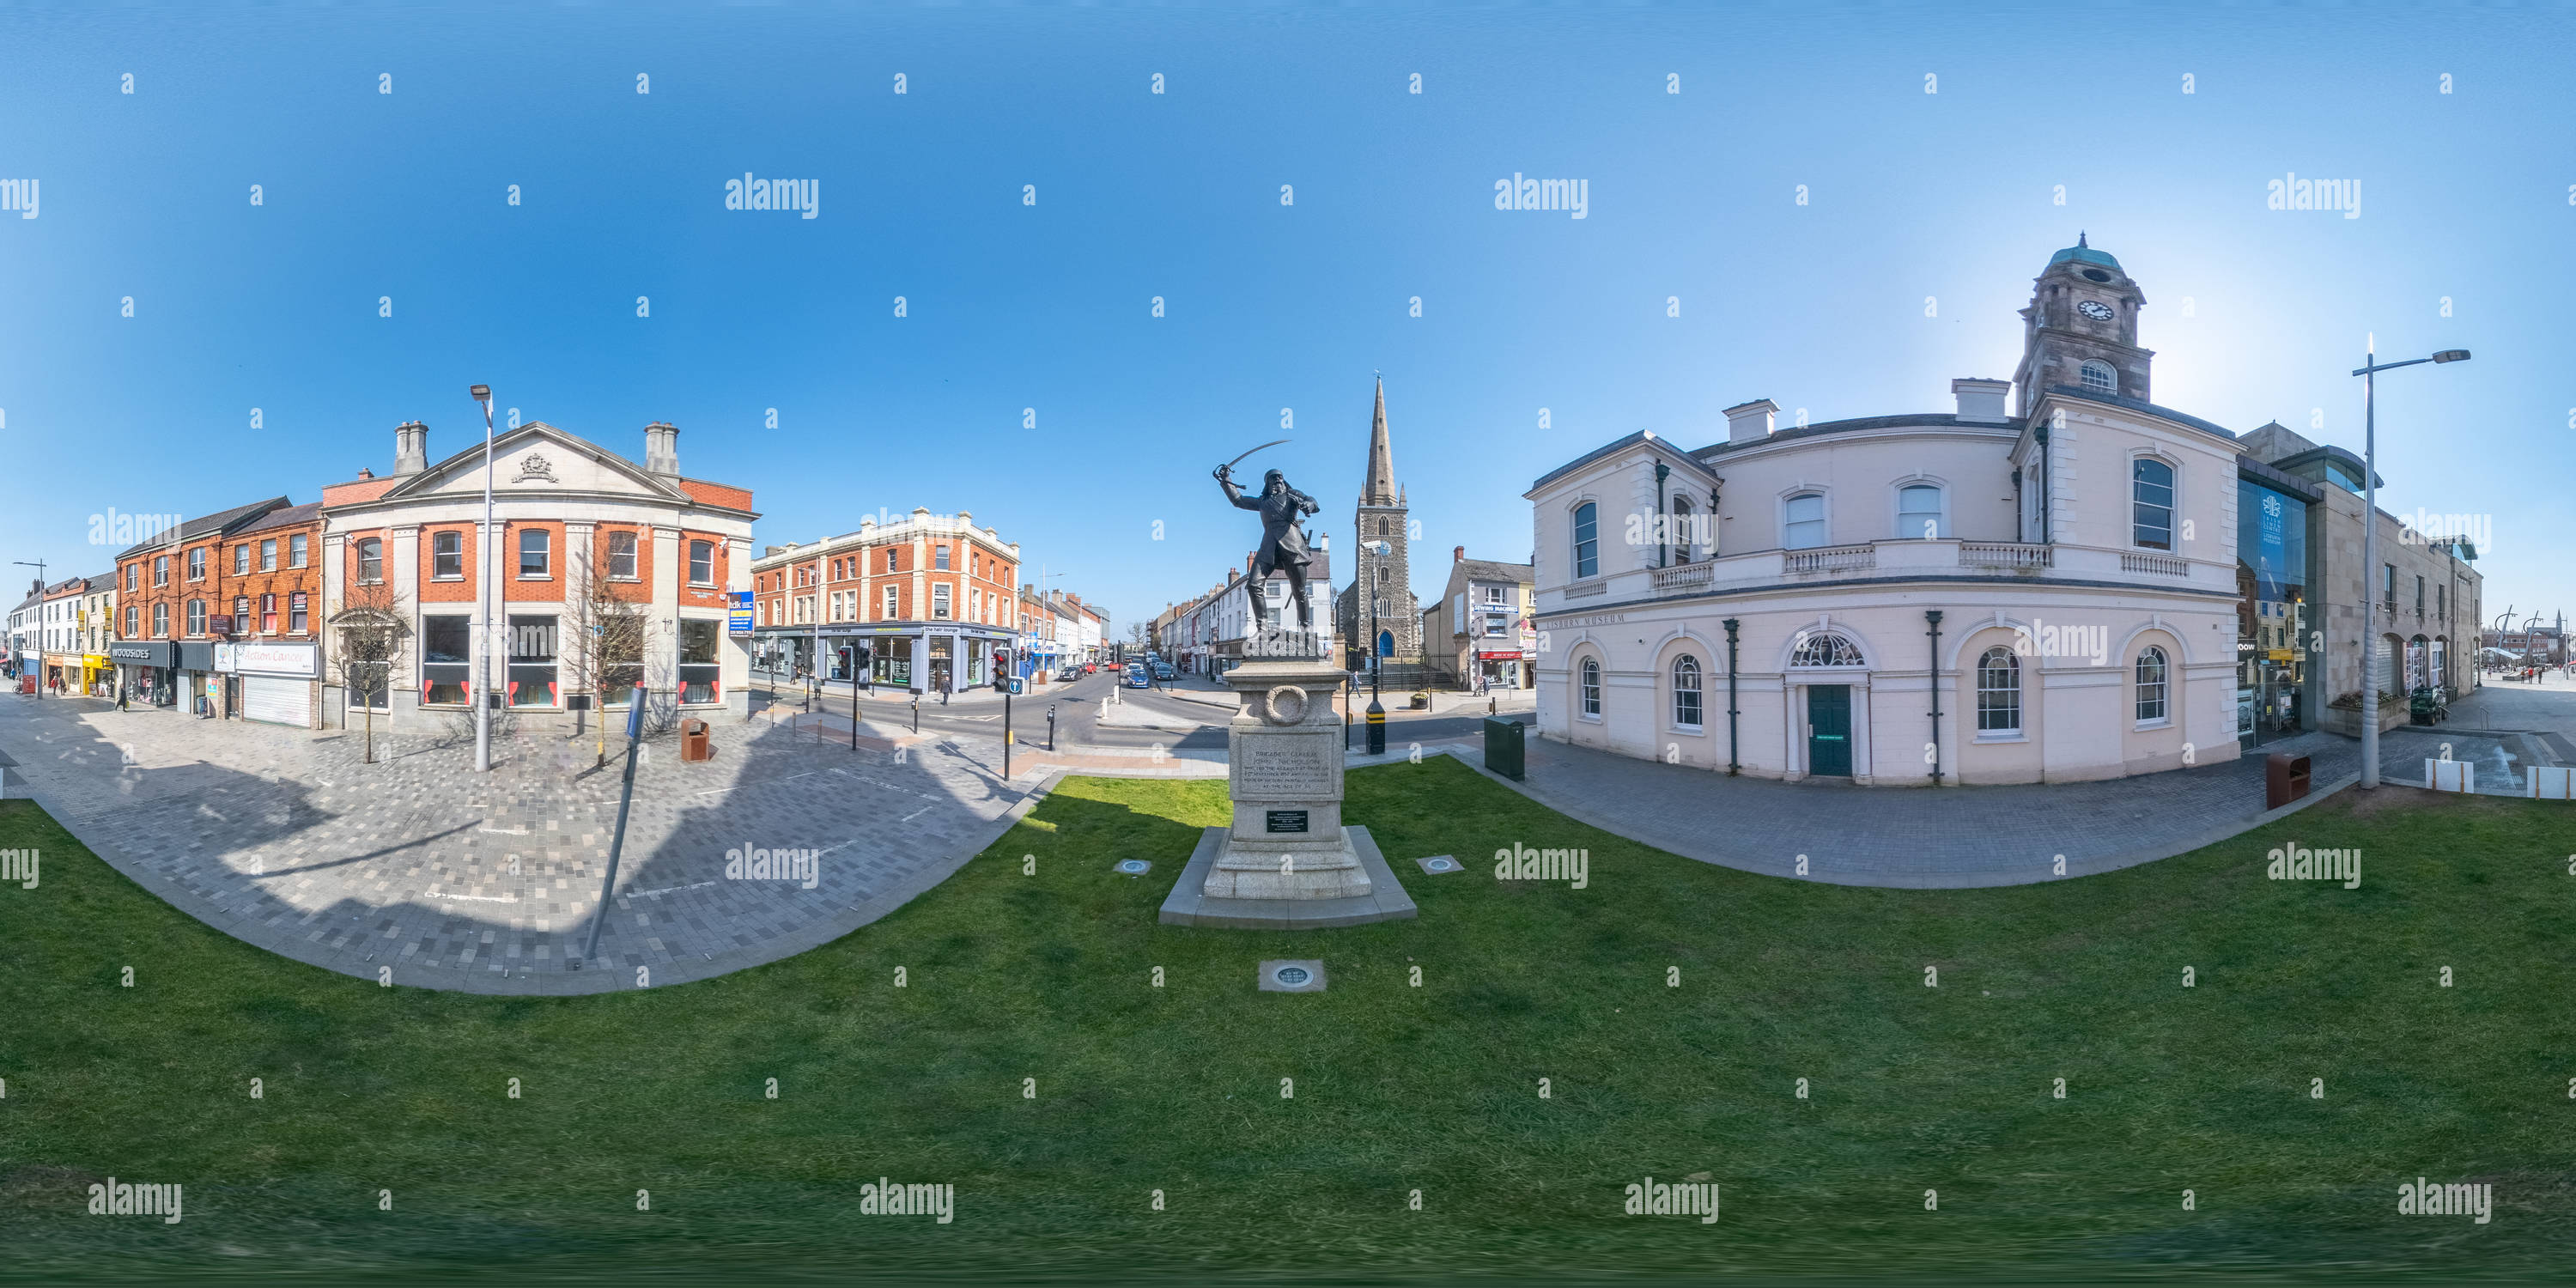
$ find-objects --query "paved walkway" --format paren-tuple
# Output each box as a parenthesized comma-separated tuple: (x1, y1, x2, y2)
(0, 695, 1056, 994)
(1447, 718, 2561, 889)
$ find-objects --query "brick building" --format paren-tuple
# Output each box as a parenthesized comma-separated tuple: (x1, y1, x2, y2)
(319, 418, 758, 732)
(750, 507, 1022, 694)
(110, 496, 295, 712)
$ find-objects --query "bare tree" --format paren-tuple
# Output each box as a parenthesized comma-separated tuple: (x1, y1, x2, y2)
(561, 549, 655, 768)
(330, 579, 414, 765)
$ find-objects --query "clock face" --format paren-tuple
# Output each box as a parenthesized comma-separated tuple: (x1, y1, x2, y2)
(2077, 300, 2115, 321)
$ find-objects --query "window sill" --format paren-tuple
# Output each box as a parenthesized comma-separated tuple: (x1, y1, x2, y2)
(1669, 724, 1706, 736)
(2134, 719, 2173, 732)
(518, 574, 552, 581)
(1972, 732, 2027, 744)
(432, 574, 464, 582)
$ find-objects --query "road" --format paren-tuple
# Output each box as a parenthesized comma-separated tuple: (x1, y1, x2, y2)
(748, 669, 1529, 755)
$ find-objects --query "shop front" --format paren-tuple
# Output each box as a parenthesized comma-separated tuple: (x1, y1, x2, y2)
(219, 641, 320, 727)
(1475, 647, 1529, 690)
(178, 641, 219, 718)
(83, 653, 112, 696)
(110, 641, 178, 708)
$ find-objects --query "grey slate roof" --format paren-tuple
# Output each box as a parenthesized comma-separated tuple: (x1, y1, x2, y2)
(112, 495, 291, 560)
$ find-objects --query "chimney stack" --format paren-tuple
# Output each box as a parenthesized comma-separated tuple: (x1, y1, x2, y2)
(644, 422, 680, 477)
(1724, 398, 1779, 446)
(393, 421, 428, 475)
(1455, 544, 1466, 562)
(1951, 378, 2011, 425)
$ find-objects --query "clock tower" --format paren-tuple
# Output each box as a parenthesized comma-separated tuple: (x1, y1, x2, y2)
(2013, 233, 2154, 416)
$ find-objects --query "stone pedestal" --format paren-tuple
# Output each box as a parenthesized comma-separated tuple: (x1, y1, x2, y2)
(1158, 656, 1415, 928)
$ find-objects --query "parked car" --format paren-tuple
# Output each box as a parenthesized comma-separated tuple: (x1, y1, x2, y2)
(1124, 665, 1151, 689)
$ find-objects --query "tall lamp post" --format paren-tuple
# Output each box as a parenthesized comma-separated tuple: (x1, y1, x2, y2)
(2353, 343, 2469, 789)
(469, 386, 496, 772)
(1362, 539, 1389, 755)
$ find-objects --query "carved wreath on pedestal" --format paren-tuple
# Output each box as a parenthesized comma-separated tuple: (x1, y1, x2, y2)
(1263, 684, 1309, 726)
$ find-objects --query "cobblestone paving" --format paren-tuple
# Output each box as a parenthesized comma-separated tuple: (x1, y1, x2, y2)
(0, 696, 1050, 994)
(1453, 722, 2554, 889)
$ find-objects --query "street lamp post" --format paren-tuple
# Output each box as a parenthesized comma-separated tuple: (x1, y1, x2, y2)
(469, 386, 495, 772)
(1363, 540, 1389, 755)
(2352, 343, 2469, 789)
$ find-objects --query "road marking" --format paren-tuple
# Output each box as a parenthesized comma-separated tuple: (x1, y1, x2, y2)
(426, 890, 519, 903)
(623, 878, 719, 902)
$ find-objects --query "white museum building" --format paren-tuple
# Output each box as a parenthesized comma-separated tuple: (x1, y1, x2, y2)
(1526, 238, 2247, 784)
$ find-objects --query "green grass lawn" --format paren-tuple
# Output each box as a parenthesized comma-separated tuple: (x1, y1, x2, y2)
(2, 758, 2573, 1282)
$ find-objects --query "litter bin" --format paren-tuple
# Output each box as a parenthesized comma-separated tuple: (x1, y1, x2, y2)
(1484, 715, 1526, 781)
(681, 717, 712, 762)
(2264, 752, 2310, 809)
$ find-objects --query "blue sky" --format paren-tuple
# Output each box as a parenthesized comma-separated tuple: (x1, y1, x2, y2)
(3, 5, 2570, 634)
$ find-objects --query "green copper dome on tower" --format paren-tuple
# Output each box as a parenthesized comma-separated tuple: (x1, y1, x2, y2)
(2047, 231, 2121, 270)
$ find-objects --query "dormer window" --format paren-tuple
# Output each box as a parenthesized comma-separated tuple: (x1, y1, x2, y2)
(2080, 360, 2117, 394)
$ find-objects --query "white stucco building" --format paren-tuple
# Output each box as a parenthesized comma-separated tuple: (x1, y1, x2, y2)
(1527, 239, 2245, 784)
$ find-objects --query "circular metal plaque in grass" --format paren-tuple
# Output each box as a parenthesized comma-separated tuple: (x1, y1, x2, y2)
(1425, 856, 1459, 872)
(1115, 859, 1151, 876)
(1273, 964, 1311, 987)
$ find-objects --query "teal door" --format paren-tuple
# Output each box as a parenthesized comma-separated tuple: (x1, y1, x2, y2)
(1807, 684, 1852, 775)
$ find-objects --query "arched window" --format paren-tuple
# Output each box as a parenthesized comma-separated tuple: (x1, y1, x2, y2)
(2135, 646, 2170, 722)
(2132, 458, 2174, 550)
(1790, 632, 1864, 668)
(1671, 655, 1703, 728)
(1897, 483, 1944, 539)
(2408, 635, 2429, 690)
(1571, 502, 1599, 579)
(1977, 646, 2020, 732)
(1668, 496, 1694, 564)
(1580, 656, 1601, 717)
(2081, 360, 2117, 394)
(1783, 493, 1827, 550)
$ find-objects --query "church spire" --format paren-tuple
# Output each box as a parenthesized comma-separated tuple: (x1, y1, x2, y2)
(1362, 376, 1397, 507)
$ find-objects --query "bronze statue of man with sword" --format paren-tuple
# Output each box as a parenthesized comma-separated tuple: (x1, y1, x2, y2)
(1213, 439, 1321, 631)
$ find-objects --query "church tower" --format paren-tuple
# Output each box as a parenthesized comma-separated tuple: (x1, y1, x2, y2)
(2013, 234, 2154, 416)
(1335, 378, 1421, 665)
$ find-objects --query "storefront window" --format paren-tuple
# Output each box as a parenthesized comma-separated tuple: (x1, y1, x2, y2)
(508, 616, 557, 707)
(872, 636, 913, 686)
(601, 621, 642, 707)
(678, 619, 720, 703)
(422, 615, 471, 705)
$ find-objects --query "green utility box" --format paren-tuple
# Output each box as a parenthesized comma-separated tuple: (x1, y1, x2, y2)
(1483, 716, 1526, 781)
